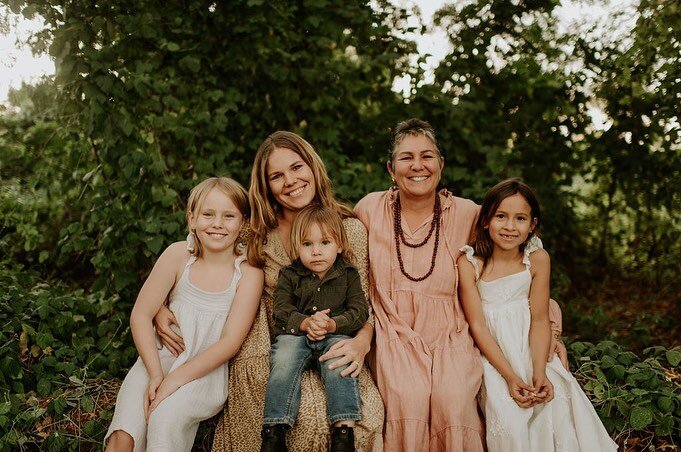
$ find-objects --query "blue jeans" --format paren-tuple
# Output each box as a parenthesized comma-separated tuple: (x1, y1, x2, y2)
(262, 334, 361, 427)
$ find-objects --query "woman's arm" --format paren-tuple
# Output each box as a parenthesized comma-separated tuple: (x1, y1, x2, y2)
(548, 299, 569, 369)
(528, 249, 554, 404)
(149, 265, 264, 411)
(457, 255, 535, 407)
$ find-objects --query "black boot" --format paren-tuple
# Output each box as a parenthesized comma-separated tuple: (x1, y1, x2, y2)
(260, 424, 288, 452)
(329, 426, 355, 452)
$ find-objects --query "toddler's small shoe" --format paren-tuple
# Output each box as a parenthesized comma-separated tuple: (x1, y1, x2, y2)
(329, 426, 355, 452)
(260, 424, 288, 452)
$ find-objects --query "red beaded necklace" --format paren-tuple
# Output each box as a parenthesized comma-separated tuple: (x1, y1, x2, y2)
(393, 193, 441, 282)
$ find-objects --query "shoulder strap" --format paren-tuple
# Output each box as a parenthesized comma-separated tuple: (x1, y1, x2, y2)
(177, 254, 198, 286)
(459, 245, 480, 281)
(232, 254, 247, 284)
(522, 236, 543, 269)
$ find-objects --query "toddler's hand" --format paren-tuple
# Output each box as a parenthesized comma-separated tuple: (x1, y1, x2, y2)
(507, 376, 536, 408)
(311, 309, 336, 332)
(307, 309, 333, 340)
(301, 313, 327, 341)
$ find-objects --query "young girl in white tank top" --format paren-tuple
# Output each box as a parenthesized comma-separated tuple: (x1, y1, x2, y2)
(105, 177, 264, 451)
(458, 178, 616, 451)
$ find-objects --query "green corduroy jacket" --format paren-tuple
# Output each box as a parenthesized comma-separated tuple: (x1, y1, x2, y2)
(273, 256, 369, 338)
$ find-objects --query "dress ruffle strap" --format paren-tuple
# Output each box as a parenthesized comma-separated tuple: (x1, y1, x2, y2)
(459, 245, 480, 281)
(522, 236, 543, 269)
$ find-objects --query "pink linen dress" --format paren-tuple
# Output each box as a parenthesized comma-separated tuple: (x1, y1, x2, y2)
(355, 189, 485, 452)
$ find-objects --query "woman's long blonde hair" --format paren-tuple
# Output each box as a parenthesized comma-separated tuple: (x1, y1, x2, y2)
(248, 131, 354, 267)
(186, 177, 249, 257)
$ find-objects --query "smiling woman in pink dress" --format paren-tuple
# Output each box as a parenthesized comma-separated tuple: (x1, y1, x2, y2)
(355, 119, 567, 452)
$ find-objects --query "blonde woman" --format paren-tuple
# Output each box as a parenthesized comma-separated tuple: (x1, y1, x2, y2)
(154, 132, 383, 451)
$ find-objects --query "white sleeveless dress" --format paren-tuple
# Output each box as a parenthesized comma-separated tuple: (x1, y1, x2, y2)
(461, 237, 617, 452)
(105, 255, 246, 451)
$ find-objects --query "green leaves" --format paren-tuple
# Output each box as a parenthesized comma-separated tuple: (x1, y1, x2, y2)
(570, 340, 681, 446)
(666, 350, 681, 367)
(630, 406, 653, 430)
(0, 263, 135, 448)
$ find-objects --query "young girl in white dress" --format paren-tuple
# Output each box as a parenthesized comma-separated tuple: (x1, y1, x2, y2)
(458, 178, 617, 452)
(105, 177, 264, 452)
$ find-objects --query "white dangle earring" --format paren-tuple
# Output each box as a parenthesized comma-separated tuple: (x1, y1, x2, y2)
(186, 230, 197, 253)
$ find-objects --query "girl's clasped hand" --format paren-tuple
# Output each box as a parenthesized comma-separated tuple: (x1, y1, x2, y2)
(507, 374, 554, 408)
(458, 179, 554, 413)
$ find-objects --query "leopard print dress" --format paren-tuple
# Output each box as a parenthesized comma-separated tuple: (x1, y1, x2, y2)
(211, 218, 385, 452)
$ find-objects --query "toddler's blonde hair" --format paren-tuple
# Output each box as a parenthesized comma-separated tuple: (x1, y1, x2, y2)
(289, 204, 354, 264)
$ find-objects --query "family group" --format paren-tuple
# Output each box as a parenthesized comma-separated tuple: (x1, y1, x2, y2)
(104, 119, 617, 452)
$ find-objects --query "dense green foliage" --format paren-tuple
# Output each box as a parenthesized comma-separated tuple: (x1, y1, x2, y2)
(0, 264, 125, 449)
(569, 341, 681, 447)
(1, 0, 679, 449)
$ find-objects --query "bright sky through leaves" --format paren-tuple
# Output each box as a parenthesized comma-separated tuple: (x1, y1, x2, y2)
(1, 0, 637, 108)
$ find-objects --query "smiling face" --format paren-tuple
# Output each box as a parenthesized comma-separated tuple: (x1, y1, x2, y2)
(266, 147, 316, 214)
(297, 222, 342, 279)
(487, 193, 537, 252)
(388, 134, 443, 200)
(189, 188, 244, 255)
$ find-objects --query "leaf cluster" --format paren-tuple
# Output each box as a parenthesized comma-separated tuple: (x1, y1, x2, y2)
(569, 341, 681, 447)
(0, 261, 135, 449)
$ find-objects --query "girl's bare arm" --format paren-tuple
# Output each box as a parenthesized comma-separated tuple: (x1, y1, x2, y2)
(130, 243, 187, 378)
(157, 265, 263, 387)
(457, 255, 535, 406)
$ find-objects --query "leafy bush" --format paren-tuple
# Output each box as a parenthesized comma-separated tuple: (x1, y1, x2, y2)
(569, 341, 681, 448)
(0, 261, 135, 449)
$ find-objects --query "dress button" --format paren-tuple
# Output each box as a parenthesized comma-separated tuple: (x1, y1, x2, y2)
(312, 306, 317, 311)
(317, 287, 320, 292)
(290, 329, 295, 333)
